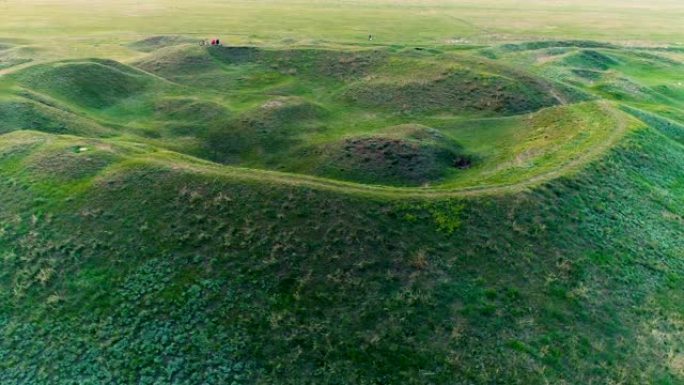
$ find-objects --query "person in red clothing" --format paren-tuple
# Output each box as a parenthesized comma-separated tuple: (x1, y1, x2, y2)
(211, 39, 216, 46)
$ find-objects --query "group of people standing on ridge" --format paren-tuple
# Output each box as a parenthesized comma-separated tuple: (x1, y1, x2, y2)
(200, 35, 373, 46)
(201, 34, 374, 47)
(200, 38, 221, 46)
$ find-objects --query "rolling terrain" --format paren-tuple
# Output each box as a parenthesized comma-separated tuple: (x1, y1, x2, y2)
(0, 1, 683, 384)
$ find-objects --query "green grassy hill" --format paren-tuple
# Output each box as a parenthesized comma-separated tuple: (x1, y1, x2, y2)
(0, 119, 682, 384)
(14, 60, 156, 109)
(0, 4, 683, 383)
(309, 123, 468, 186)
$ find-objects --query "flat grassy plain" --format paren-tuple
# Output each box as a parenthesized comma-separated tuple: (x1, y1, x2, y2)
(1, 0, 684, 62)
(1, 0, 684, 42)
(0, 1, 683, 384)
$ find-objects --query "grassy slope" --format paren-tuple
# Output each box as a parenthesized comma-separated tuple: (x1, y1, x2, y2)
(0, 120, 682, 384)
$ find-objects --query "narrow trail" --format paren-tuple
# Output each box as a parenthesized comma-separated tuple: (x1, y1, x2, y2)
(129, 101, 631, 200)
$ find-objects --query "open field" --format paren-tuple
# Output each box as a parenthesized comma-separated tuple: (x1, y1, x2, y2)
(0, 1, 683, 384)
(1, 1, 684, 43)
(1, 0, 684, 62)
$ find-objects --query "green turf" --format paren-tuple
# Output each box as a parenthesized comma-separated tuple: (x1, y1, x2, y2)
(0, 1, 683, 384)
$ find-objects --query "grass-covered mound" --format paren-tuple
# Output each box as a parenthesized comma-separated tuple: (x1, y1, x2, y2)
(134, 45, 387, 95)
(209, 46, 388, 79)
(594, 76, 666, 104)
(342, 65, 566, 115)
(488, 43, 683, 109)
(571, 68, 603, 81)
(0, 97, 112, 137)
(206, 45, 260, 65)
(203, 97, 328, 163)
(128, 35, 198, 52)
(134, 45, 220, 78)
(12, 59, 154, 109)
(311, 124, 469, 186)
(562, 50, 620, 71)
(500, 40, 617, 53)
(0, 120, 682, 384)
(23, 139, 123, 183)
(435, 102, 629, 189)
(134, 44, 582, 118)
(153, 97, 232, 136)
(154, 98, 229, 123)
(134, 45, 292, 92)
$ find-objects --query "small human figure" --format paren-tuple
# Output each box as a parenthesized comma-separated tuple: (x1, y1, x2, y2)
(211, 39, 216, 46)
(216, 38, 220, 46)
(368, 34, 373, 41)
